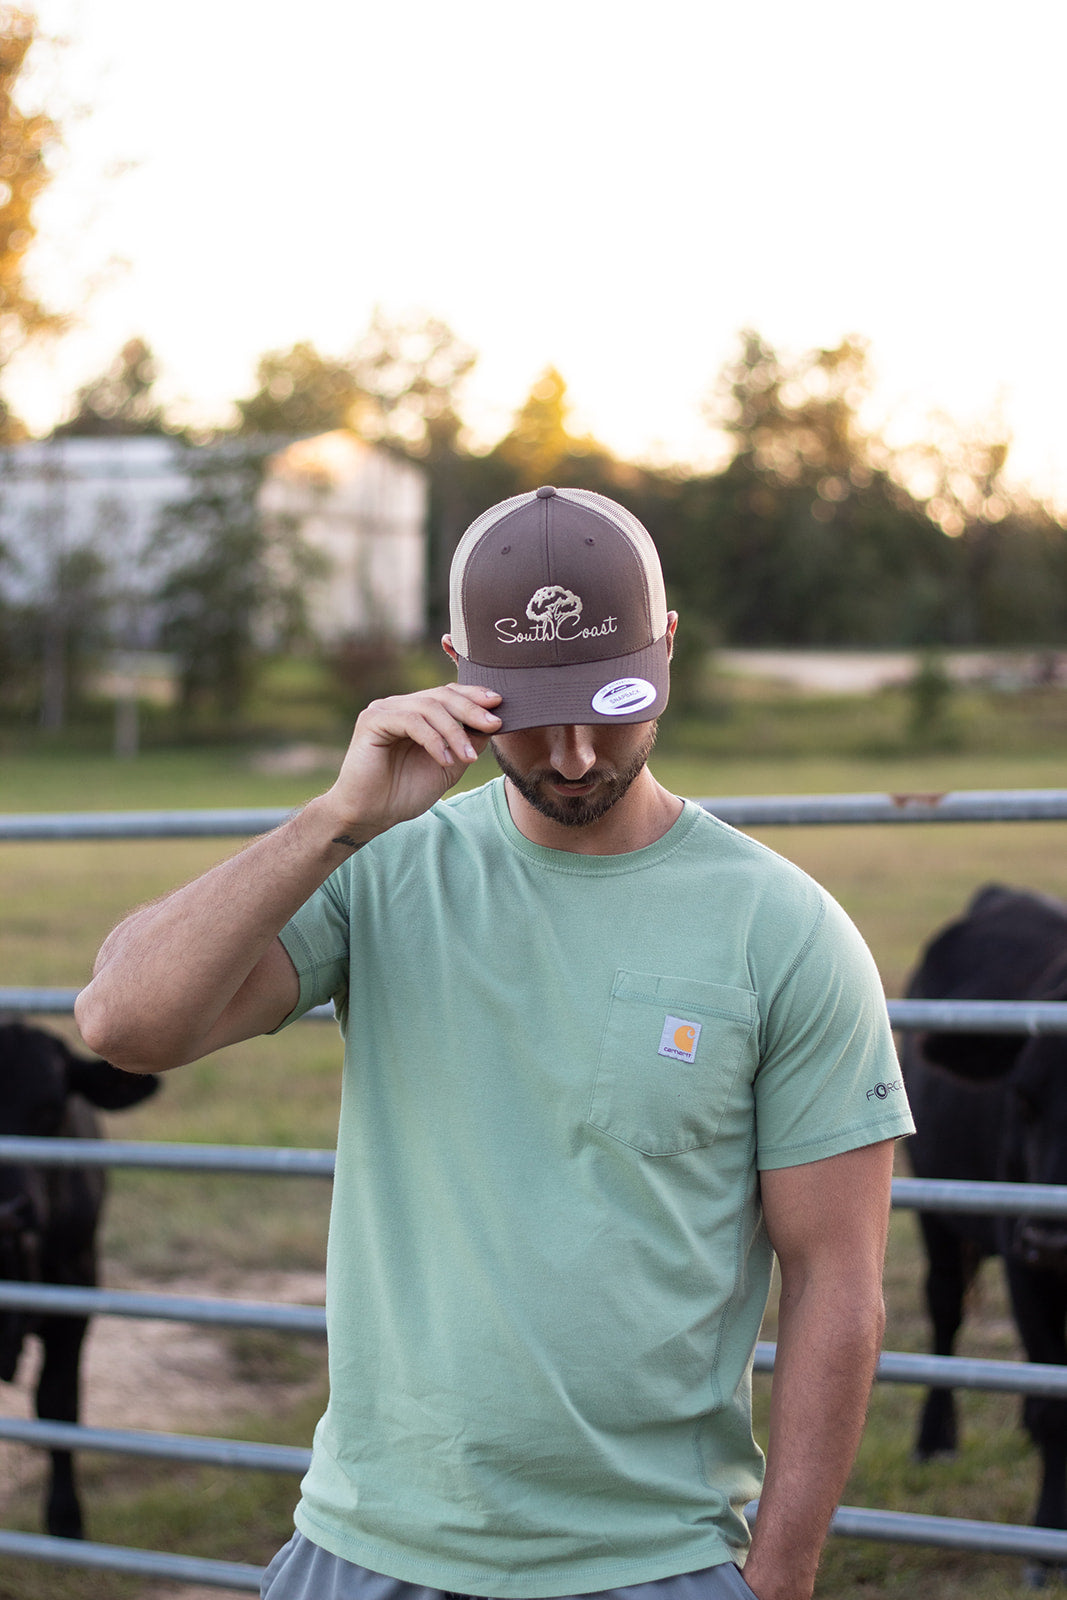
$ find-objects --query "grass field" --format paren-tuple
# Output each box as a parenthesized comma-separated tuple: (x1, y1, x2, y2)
(3, 683, 1067, 1596)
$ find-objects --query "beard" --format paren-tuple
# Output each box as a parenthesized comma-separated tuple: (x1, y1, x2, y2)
(490, 723, 658, 828)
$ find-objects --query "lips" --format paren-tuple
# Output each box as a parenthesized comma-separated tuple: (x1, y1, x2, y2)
(548, 778, 602, 798)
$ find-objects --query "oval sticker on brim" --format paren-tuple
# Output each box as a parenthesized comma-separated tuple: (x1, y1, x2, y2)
(590, 678, 658, 716)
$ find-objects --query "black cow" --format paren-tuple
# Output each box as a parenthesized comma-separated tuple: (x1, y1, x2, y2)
(0, 1019, 158, 1538)
(901, 884, 1067, 1561)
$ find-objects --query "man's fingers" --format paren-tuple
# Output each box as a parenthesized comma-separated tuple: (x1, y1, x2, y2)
(422, 693, 502, 767)
(328, 684, 503, 839)
(361, 686, 501, 769)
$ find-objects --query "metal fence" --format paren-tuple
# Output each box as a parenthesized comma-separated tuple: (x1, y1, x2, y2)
(5, 793, 1067, 1589)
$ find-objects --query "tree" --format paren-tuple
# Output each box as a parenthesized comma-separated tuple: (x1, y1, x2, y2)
(235, 341, 363, 437)
(348, 310, 477, 636)
(150, 442, 316, 719)
(708, 328, 884, 492)
(35, 542, 108, 726)
(888, 415, 1067, 645)
(694, 330, 960, 646)
(0, 446, 115, 726)
(488, 366, 607, 489)
(0, 539, 110, 727)
(0, 6, 62, 440)
(350, 308, 476, 460)
(53, 337, 169, 436)
(237, 314, 478, 454)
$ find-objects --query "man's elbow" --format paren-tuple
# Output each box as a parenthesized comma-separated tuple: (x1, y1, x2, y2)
(847, 1282, 887, 1368)
(807, 1270, 887, 1363)
(74, 983, 184, 1075)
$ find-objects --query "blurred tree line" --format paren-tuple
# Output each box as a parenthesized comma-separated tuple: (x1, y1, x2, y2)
(217, 318, 1067, 657)
(2, 7, 1066, 729)
(6, 312, 1067, 727)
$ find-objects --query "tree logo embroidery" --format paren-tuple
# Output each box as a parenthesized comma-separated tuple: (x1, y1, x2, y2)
(494, 588, 619, 646)
(526, 585, 582, 638)
(658, 1016, 702, 1063)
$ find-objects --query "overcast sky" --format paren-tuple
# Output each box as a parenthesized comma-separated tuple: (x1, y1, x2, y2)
(10, 0, 1066, 508)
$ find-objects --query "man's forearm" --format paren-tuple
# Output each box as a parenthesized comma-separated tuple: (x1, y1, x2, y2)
(742, 1279, 885, 1600)
(76, 683, 502, 1073)
(75, 793, 358, 1071)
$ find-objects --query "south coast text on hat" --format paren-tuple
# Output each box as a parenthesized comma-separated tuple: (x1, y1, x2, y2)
(448, 486, 671, 733)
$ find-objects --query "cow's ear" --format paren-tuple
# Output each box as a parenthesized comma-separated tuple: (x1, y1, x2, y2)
(64, 1049, 160, 1110)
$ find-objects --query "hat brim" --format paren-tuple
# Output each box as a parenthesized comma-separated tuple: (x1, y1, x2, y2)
(456, 636, 670, 733)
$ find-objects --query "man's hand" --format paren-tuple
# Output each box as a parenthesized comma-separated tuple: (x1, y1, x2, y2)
(323, 683, 503, 845)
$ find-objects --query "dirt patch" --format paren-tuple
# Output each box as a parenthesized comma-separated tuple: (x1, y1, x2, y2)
(0, 1268, 325, 1596)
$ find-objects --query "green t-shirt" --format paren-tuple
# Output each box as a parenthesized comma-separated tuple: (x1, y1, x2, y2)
(277, 779, 912, 1597)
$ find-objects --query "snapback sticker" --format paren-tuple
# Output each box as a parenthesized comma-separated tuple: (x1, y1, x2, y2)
(590, 678, 657, 716)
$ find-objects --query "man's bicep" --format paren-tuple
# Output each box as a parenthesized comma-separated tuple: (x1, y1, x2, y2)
(196, 937, 302, 1058)
(760, 1140, 896, 1278)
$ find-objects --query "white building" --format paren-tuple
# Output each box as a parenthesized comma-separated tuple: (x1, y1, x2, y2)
(260, 431, 427, 643)
(0, 432, 428, 647)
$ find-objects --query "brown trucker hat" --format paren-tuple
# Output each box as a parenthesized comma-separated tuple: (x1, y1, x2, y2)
(448, 485, 670, 733)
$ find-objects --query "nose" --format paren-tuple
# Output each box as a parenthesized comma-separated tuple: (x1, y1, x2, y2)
(546, 725, 598, 780)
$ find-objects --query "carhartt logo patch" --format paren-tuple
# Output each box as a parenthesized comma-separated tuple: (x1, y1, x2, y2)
(658, 1015, 702, 1063)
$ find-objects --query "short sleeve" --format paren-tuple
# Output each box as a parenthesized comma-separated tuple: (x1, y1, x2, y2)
(273, 866, 351, 1032)
(755, 895, 914, 1169)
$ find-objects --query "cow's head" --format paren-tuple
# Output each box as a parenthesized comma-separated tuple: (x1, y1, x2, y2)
(0, 1020, 159, 1381)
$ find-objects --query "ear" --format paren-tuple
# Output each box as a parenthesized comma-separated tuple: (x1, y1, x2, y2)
(665, 612, 678, 662)
(441, 633, 459, 666)
(64, 1045, 160, 1110)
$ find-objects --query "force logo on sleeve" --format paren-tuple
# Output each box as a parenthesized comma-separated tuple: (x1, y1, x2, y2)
(658, 1015, 702, 1063)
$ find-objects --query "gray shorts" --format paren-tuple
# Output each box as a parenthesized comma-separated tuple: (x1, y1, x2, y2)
(260, 1531, 758, 1600)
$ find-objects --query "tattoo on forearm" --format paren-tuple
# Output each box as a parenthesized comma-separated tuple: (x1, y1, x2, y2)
(332, 835, 365, 852)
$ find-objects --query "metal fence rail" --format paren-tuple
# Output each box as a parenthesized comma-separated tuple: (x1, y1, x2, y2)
(0, 1135, 336, 1177)
(0, 985, 337, 1021)
(10, 989, 1067, 1039)
(0, 1415, 312, 1474)
(703, 790, 1067, 826)
(6, 1504, 1067, 1594)
(828, 1506, 1067, 1563)
(0, 1528, 266, 1591)
(0, 807, 295, 841)
(0, 1271, 1061, 1400)
(0, 1279, 326, 1334)
(7, 789, 1067, 841)
(9, 1134, 1067, 1221)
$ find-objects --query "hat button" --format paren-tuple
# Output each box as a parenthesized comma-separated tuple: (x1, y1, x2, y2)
(535, 485, 557, 499)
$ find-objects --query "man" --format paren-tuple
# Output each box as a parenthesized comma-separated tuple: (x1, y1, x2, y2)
(77, 486, 913, 1600)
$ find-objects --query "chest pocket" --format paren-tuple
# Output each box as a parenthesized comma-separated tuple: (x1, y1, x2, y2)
(587, 970, 758, 1156)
